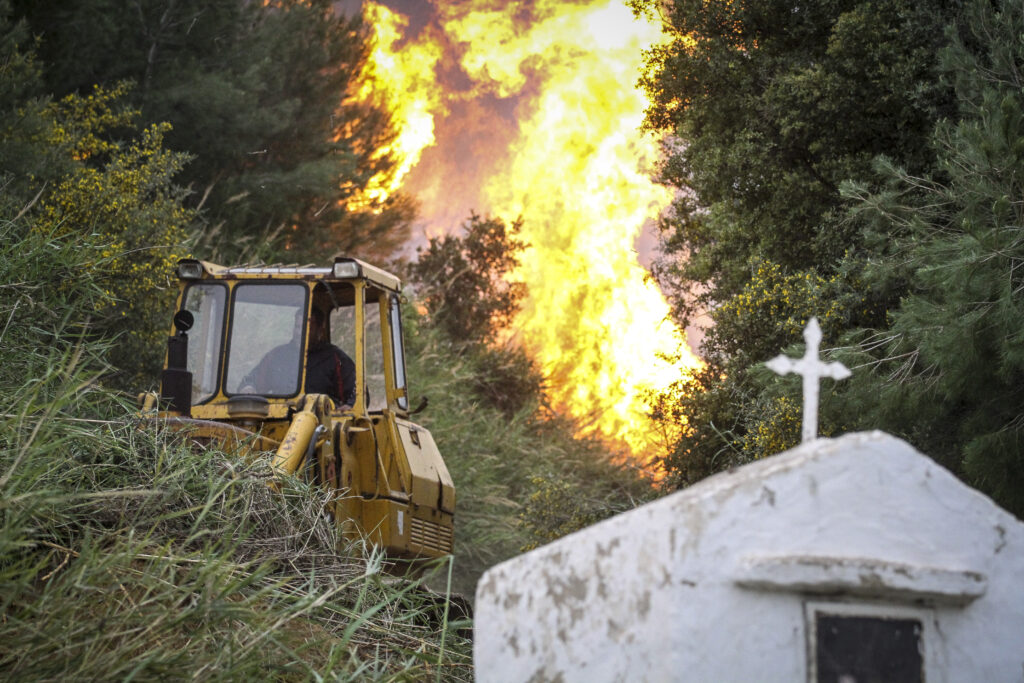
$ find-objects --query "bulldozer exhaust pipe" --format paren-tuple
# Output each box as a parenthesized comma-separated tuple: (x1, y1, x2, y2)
(160, 310, 195, 414)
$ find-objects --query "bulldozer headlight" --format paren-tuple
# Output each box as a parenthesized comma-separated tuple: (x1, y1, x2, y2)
(177, 260, 204, 280)
(333, 259, 361, 279)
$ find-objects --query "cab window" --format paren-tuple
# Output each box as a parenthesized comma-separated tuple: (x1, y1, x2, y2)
(390, 295, 408, 411)
(224, 283, 308, 396)
(182, 283, 226, 405)
(365, 290, 386, 412)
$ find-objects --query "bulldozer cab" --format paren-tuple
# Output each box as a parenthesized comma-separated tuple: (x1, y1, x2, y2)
(174, 261, 405, 415)
(149, 257, 455, 562)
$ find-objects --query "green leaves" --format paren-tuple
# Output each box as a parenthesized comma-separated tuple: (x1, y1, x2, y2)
(647, 0, 1024, 518)
(410, 213, 528, 348)
(828, 0, 1024, 516)
(637, 0, 956, 481)
(14, 0, 410, 263)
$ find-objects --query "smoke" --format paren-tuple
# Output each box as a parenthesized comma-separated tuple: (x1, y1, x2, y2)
(354, 0, 671, 262)
(363, 1, 525, 241)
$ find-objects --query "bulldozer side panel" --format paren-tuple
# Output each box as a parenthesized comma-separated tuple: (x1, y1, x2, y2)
(349, 419, 381, 499)
(372, 414, 412, 500)
(324, 425, 365, 537)
(359, 498, 453, 558)
(395, 417, 455, 514)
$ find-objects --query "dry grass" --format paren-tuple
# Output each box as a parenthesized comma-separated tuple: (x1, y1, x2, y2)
(0, 215, 472, 682)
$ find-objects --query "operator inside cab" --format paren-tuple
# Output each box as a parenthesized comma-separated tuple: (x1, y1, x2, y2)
(240, 306, 355, 408)
(305, 307, 356, 409)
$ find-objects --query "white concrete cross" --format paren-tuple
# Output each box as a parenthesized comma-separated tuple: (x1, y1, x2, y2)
(766, 317, 850, 443)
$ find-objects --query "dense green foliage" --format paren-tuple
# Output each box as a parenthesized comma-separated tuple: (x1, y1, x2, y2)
(632, 0, 952, 470)
(636, 0, 952, 306)
(637, 0, 1024, 518)
(2, 8, 472, 679)
(835, 0, 1024, 515)
(1, 8, 191, 387)
(14, 0, 413, 262)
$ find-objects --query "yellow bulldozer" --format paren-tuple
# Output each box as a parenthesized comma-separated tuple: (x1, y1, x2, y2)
(140, 257, 455, 563)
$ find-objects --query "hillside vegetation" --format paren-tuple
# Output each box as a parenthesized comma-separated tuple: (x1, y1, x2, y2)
(0, 199, 478, 678)
(0, 208, 650, 679)
(635, 0, 1024, 518)
(8, 0, 1017, 677)
(1, 4, 653, 678)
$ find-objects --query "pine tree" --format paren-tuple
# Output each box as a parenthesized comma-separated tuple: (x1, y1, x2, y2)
(14, 0, 410, 262)
(838, 0, 1024, 516)
(630, 0, 957, 484)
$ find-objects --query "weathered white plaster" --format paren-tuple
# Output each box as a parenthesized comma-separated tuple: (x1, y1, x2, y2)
(474, 431, 1024, 682)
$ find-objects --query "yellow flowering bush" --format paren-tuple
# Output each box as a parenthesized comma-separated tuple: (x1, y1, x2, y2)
(31, 85, 193, 386)
(699, 259, 863, 459)
(740, 394, 801, 458)
(44, 82, 134, 161)
(716, 259, 852, 350)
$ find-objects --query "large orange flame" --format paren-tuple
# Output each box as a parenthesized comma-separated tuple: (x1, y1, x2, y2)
(349, 2, 445, 207)
(359, 0, 702, 464)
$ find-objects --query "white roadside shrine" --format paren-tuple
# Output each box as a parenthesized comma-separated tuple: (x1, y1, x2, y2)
(473, 321, 1024, 682)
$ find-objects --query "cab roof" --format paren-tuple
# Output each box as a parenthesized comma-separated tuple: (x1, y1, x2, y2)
(176, 256, 402, 293)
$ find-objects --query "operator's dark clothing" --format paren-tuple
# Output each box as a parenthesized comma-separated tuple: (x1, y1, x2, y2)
(306, 344, 356, 406)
